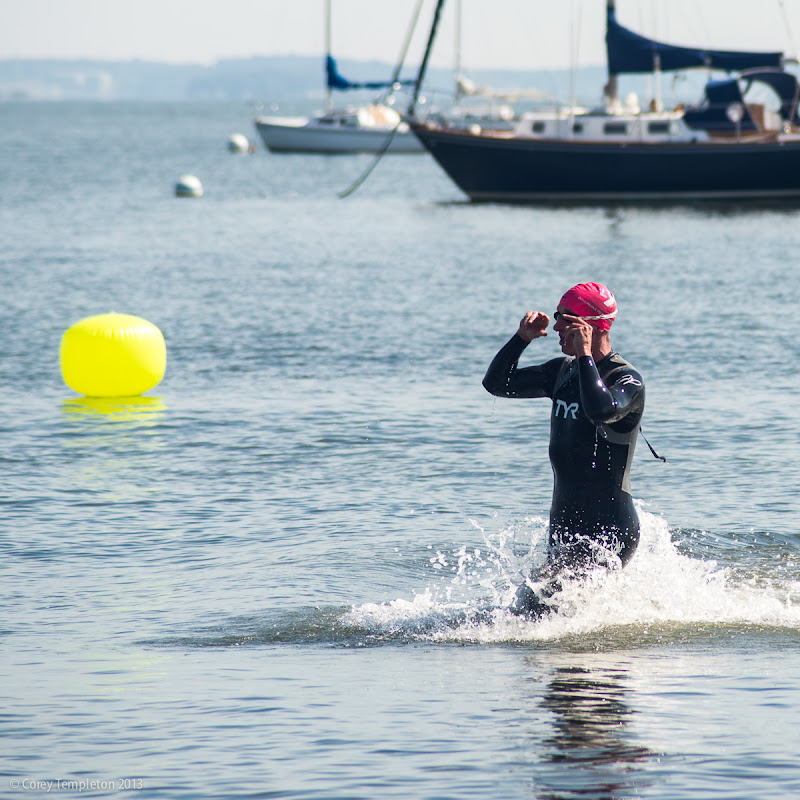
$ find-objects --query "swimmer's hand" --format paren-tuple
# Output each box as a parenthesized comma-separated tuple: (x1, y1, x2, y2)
(518, 311, 549, 342)
(560, 314, 593, 357)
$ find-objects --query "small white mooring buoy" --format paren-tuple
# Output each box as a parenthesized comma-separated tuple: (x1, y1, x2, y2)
(227, 133, 249, 153)
(175, 174, 203, 198)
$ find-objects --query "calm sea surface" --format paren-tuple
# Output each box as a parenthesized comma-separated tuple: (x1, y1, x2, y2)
(2, 101, 800, 799)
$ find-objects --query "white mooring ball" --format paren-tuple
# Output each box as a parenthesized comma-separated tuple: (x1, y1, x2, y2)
(227, 133, 249, 153)
(175, 174, 203, 197)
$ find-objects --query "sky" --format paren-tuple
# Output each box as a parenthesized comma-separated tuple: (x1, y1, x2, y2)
(2, 0, 799, 71)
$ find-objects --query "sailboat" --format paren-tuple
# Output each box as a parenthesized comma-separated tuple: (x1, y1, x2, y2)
(408, 0, 800, 201)
(254, 1, 424, 154)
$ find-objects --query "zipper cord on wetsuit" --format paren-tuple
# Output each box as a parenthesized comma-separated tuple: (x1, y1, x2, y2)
(640, 428, 666, 462)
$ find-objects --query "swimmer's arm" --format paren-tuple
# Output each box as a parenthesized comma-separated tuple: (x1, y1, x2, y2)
(577, 357, 644, 423)
(482, 334, 561, 398)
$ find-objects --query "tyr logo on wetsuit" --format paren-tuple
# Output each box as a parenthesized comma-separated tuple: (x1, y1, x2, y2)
(554, 399, 579, 419)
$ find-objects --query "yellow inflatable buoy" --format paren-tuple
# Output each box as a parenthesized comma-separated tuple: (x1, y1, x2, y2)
(60, 313, 167, 397)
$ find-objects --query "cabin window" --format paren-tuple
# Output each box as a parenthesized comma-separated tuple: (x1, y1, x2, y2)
(603, 122, 627, 134)
(572, 123, 584, 134)
(532, 121, 546, 134)
(648, 121, 670, 134)
(320, 118, 335, 125)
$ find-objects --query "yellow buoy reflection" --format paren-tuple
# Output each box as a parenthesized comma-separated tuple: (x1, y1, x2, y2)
(62, 395, 167, 421)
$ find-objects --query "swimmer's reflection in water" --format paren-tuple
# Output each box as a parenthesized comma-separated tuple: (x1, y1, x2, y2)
(482, 283, 645, 617)
(534, 664, 655, 799)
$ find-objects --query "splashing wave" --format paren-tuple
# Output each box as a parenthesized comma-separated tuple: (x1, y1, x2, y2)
(346, 508, 800, 644)
(148, 508, 800, 649)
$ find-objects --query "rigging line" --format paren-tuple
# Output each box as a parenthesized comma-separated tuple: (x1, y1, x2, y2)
(569, 0, 582, 117)
(685, 0, 712, 48)
(337, 0, 425, 199)
(337, 121, 401, 199)
(777, 0, 798, 61)
(389, 0, 426, 92)
(409, 0, 448, 115)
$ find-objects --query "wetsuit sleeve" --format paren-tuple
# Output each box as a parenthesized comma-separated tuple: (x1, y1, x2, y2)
(482, 334, 562, 398)
(577, 355, 644, 424)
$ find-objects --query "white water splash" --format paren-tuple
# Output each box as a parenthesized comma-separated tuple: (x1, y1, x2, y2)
(346, 507, 800, 643)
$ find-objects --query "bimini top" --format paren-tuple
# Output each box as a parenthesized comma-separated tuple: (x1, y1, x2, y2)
(740, 68, 800, 124)
(683, 69, 800, 134)
(606, 8, 783, 75)
(326, 55, 415, 92)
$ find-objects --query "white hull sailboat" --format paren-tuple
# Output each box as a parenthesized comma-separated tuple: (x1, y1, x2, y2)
(254, 103, 423, 154)
(254, 1, 424, 155)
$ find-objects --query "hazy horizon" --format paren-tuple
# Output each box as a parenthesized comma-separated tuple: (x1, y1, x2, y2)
(3, 0, 798, 73)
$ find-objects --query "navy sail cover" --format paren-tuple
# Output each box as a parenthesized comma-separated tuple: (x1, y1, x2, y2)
(326, 56, 415, 91)
(606, 10, 782, 74)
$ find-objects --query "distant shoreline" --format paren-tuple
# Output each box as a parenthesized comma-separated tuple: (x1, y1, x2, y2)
(0, 56, 656, 106)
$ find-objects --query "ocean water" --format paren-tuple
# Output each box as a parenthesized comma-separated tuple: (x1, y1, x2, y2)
(2, 100, 800, 799)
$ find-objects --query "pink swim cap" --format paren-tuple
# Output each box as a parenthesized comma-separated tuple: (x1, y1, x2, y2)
(559, 282, 617, 331)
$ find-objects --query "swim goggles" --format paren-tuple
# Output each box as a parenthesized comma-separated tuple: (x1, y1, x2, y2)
(554, 310, 617, 322)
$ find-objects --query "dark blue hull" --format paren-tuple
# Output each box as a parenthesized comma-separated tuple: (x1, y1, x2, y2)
(411, 123, 800, 202)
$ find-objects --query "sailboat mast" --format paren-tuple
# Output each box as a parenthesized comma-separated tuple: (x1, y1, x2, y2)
(603, 0, 618, 108)
(408, 0, 448, 115)
(325, 0, 332, 112)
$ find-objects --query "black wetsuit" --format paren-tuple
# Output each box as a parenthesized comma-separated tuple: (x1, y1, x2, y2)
(482, 334, 645, 615)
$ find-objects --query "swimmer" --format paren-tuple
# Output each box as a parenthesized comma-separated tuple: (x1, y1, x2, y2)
(482, 282, 645, 617)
